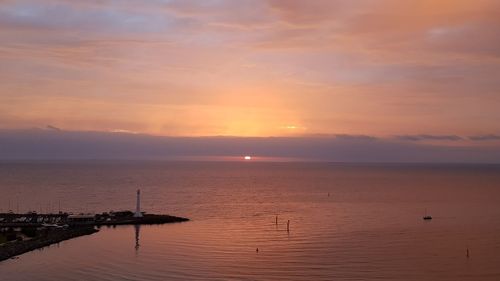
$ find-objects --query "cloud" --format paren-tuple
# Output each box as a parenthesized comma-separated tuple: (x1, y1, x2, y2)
(110, 129, 138, 134)
(469, 134, 500, 141)
(46, 124, 61, 131)
(334, 134, 377, 141)
(395, 135, 463, 141)
(0, 129, 499, 163)
(1, 1, 500, 137)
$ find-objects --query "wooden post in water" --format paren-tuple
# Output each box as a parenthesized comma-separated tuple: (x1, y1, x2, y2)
(287, 220, 290, 232)
(275, 215, 278, 225)
(467, 247, 470, 258)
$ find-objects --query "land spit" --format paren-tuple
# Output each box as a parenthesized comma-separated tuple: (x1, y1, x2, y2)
(0, 226, 98, 262)
(0, 211, 189, 261)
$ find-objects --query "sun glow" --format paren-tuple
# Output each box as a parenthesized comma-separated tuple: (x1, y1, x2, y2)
(244, 156, 252, 160)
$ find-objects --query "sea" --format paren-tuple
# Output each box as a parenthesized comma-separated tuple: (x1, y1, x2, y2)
(1, 161, 500, 281)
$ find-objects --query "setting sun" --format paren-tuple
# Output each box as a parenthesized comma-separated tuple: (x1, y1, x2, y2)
(244, 156, 252, 160)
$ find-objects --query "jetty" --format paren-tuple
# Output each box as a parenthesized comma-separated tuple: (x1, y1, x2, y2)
(0, 226, 98, 262)
(0, 189, 188, 261)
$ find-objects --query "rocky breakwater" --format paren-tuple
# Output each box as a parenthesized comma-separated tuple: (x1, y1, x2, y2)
(0, 226, 98, 262)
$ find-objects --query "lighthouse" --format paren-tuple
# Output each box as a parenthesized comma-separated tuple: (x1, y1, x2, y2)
(134, 189, 143, 217)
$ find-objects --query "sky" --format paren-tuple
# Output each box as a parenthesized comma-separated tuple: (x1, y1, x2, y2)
(1, 0, 500, 161)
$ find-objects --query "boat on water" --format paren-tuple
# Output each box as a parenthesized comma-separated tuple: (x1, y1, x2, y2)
(423, 209, 432, 220)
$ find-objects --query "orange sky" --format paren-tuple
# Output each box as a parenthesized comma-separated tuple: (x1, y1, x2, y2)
(1, 0, 500, 138)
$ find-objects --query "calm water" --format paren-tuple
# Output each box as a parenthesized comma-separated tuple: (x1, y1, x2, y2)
(1, 161, 500, 280)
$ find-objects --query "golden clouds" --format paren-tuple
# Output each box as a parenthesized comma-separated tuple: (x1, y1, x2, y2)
(0, 0, 499, 137)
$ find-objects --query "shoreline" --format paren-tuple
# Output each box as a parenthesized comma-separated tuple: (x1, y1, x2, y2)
(0, 226, 98, 262)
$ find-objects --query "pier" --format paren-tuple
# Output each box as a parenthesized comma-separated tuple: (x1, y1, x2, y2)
(0, 226, 97, 262)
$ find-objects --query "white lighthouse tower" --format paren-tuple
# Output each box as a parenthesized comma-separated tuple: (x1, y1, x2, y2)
(134, 189, 143, 217)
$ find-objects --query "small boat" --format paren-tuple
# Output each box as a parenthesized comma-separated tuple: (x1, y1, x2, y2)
(423, 209, 432, 220)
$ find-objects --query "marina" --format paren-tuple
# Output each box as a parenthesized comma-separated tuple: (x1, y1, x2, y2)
(0, 190, 188, 261)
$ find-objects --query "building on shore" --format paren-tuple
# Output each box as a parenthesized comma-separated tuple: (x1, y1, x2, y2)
(67, 214, 95, 224)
